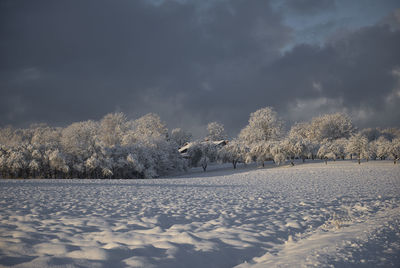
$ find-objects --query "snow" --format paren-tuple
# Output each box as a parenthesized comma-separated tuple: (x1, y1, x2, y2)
(0, 161, 399, 267)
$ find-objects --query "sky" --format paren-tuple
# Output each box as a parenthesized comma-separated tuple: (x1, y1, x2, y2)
(1, 0, 399, 138)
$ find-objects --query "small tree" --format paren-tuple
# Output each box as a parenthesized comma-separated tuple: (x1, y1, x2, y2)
(376, 137, 391, 160)
(270, 143, 286, 166)
(248, 141, 273, 167)
(28, 159, 40, 178)
(368, 140, 378, 160)
(389, 138, 400, 164)
(207, 122, 227, 141)
(288, 124, 318, 161)
(273, 152, 286, 166)
(346, 134, 369, 164)
(281, 138, 302, 166)
(85, 153, 101, 179)
(187, 141, 218, 171)
(6, 149, 28, 178)
(332, 138, 347, 160)
(317, 142, 332, 164)
(219, 140, 248, 169)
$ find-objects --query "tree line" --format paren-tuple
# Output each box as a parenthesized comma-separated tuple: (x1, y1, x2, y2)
(186, 108, 400, 170)
(1, 107, 399, 179)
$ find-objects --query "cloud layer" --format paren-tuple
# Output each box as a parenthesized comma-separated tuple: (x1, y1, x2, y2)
(0, 0, 399, 137)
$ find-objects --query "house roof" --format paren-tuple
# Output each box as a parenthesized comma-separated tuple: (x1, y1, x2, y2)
(178, 140, 228, 153)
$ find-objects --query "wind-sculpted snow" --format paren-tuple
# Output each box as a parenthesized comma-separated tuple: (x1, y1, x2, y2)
(0, 161, 399, 267)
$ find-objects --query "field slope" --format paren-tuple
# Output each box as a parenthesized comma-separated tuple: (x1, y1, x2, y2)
(1, 161, 399, 267)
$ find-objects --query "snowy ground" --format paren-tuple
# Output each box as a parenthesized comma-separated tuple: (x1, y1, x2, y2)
(1, 161, 400, 267)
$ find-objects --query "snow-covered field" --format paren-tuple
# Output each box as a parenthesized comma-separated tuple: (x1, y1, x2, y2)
(1, 161, 400, 267)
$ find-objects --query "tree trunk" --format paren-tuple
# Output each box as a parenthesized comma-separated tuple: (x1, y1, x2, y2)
(202, 163, 207, 172)
(232, 160, 237, 169)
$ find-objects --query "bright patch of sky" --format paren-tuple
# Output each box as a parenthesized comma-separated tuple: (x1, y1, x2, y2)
(271, 0, 399, 51)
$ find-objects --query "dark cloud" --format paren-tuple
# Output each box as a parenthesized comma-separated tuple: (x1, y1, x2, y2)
(281, 0, 335, 14)
(179, 23, 400, 133)
(0, 0, 399, 138)
(264, 24, 400, 128)
(0, 0, 290, 133)
(380, 8, 400, 31)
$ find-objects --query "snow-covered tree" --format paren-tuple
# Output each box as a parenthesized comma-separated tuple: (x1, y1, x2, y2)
(121, 113, 168, 147)
(28, 159, 40, 178)
(245, 141, 272, 167)
(48, 149, 69, 178)
(389, 138, 400, 164)
(360, 128, 382, 142)
(149, 138, 186, 176)
(99, 112, 127, 148)
(367, 140, 378, 160)
(131, 113, 168, 140)
(273, 152, 286, 166)
(239, 107, 283, 165)
(207, 122, 227, 141)
(309, 113, 354, 143)
(317, 141, 336, 164)
(288, 122, 310, 140)
(0, 126, 24, 147)
(6, 149, 29, 178)
(346, 134, 369, 164)
(317, 138, 348, 164)
(186, 141, 218, 171)
(170, 128, 192, 148)
(376, 137, 391, 160)
(61, 120, 98, 159)
(2, 107, 397, 179)
(381, 128, 400, 141)
(30, 125, 62, 149)
(288, 123, 320, 161)
(0, 110, 189, 179)
(239, 107, 283, 145)
(280, 138, 301, 166)
(126, 152, 143, 175)
(218, 140, 247, 169)
(0, 148, 8, 178)
(85, 153, 102, 179)
(331, 138, 348, 160)
(269, 142, 286, 166)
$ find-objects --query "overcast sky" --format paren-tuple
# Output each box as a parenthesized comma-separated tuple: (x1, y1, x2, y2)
(1, 0, 399, 138)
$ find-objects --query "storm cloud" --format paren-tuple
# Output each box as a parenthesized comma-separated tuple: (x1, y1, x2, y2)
(0, 0, 399, 137)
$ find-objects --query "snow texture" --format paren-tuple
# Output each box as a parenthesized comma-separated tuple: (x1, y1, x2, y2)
(0, 161, 399, 267)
